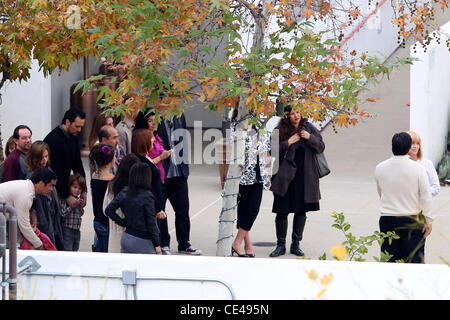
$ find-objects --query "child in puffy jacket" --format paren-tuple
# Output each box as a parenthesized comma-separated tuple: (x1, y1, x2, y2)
(20, 208, 57, 251)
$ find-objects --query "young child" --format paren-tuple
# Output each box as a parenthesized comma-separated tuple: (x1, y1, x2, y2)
(20, 208, 57, 251)
(60, 173, 87, 251)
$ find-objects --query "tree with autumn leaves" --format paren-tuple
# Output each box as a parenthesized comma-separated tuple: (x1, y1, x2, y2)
(0, 0, 448, 256)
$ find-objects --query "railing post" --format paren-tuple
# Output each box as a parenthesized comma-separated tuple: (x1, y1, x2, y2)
(7, 204, 17, 300)
(0, 206, 6, 300)
(0, 201, 17, 300)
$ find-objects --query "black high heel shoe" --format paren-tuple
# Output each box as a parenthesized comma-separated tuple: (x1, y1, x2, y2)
(232, 246, 249, 257)
(245, 253, 255, 258)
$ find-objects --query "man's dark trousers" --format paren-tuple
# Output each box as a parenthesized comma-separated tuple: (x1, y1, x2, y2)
(379, 215, 425, 263)
(159, 176, 191, 251)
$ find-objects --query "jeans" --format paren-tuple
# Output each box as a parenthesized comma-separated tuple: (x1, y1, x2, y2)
(93, 221, 109, 253)
(120, 232, 156, 254)
(62, 226, 80, 251)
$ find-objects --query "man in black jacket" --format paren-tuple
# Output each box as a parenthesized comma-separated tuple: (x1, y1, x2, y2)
(157, 112, 202, 255)
(44, 108, 87, 209)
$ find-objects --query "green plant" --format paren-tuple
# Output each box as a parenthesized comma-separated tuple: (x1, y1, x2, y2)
(329, 211, 400, 262)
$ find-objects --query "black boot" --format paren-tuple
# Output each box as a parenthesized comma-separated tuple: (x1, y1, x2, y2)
(290, 214, 307, 257)
(270, 215, 287, 257)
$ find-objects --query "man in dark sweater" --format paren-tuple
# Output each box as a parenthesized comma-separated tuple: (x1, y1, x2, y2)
(44, 108, 87, 210)
(3, 125, 32, 182)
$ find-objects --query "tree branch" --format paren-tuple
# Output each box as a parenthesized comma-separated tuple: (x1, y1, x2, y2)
(233, 0, 259, 19)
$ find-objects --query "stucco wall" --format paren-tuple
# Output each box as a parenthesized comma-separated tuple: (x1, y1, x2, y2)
(0, 56, 99, 152)
(410, 21, 450, 166)
(0, 59, 52, 146)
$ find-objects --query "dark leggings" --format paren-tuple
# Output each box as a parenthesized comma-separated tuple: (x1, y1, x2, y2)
(237, 183, 263, 231)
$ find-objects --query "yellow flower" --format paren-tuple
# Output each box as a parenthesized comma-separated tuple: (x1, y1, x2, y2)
(305, 269, 318, 281)
(330, 243, 348, 261)
(320, 273, 334, 286)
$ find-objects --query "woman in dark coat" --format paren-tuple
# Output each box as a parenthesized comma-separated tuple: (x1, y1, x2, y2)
(105, 162, 161, 254)
(270, 106, 325, 257)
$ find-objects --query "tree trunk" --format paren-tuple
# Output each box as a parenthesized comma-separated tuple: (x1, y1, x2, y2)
(0, 127, 4, 164)
(216, 0, 272, 256)
(216, 97, 248, 256)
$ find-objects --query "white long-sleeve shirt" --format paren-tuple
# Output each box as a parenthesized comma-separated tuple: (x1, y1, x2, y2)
(0, 179, 42, 248)
(417, 158, 440, 197)
(375, 155, 434, 224)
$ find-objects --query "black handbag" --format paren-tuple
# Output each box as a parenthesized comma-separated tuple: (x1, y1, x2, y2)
(314, 152, 330, 178)
(270, 145, 297, 197)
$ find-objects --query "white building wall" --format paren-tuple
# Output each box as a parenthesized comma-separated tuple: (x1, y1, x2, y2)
(0, 59, 52, 145)
(410, 21, 450, 166)
(0, 56, 100, 151)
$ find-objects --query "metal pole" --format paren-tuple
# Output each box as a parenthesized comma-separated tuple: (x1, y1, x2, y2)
(0, 210, 5, 257)
(0, 206, 5, 300)
(1, 254, 4, 300)
(0, 203, 17, 300)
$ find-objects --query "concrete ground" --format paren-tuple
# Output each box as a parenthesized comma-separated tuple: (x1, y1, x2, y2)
(78, 11, 450, 264)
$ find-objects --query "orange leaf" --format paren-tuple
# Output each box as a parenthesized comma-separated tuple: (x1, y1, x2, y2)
(198, 92, 206, 103)
(301, 10, 315, 20)
(366, 97, 380, 102)
(336, 113, 348, 127)
(205, 86, 218, 100)
(320, 2, 331, 16)
(265, 2, 273, 9)
(214, 17, 224, 27)
(285, 18, 294, 27)
(349, 9, 360, 19)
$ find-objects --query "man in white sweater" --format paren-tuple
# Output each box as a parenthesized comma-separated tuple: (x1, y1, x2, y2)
(375, 132, 433, 263)
(0, 168, 57, 249)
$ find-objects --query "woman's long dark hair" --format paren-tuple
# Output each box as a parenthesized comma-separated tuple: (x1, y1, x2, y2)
(134, 108, 156, 131)
(89, 143, 115, 172)
(110, 154, 141, 196)
(276, 105, 307, 141)
(127, 162, 152, 196)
